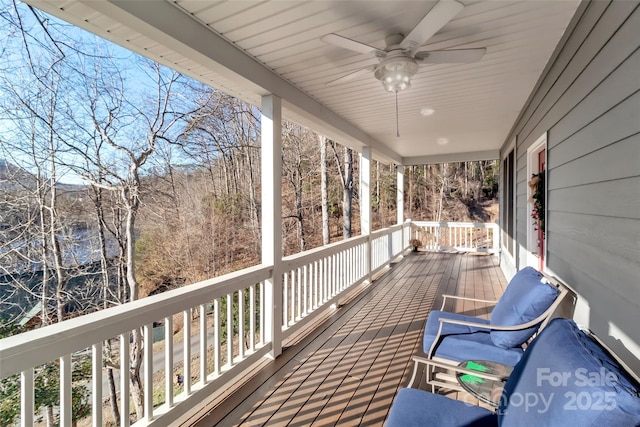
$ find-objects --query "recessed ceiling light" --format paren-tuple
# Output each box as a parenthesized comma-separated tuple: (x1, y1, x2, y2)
(420, 107, 435, 116)
(437, 138, 449, 145)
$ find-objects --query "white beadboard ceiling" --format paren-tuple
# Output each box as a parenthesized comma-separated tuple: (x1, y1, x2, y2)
(24, 0, 581, 165)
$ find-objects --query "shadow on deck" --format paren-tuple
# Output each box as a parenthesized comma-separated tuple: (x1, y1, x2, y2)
(188, 251, 507, 426)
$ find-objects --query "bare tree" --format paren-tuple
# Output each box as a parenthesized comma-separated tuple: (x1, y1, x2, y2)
(282, 122, 318, 253)
(0, 3, 105, 423)
(67, 60, 197, 418)
(330, 141, 354, 238)
(319, 135, 330, 245)
(0, 0, 98, 331)
(178, 90, 262, 270)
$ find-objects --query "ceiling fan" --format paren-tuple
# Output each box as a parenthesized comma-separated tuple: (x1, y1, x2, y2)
(321, 0, 486, 93)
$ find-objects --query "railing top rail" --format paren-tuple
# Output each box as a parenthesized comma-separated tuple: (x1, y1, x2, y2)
(282, 223, 406, 270)
(282, 234, 368, 269)
(370, 223, 403, 238)
(412, 220, 498, 228)
(0, 264, 272, 379)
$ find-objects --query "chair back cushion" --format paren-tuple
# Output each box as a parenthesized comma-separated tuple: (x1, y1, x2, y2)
(498, 318, 640, 426)
(423, 311, 524, 366)
(490, 267, 558, 349)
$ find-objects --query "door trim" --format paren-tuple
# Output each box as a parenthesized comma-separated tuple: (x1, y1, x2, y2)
(526, 133, 547, 270)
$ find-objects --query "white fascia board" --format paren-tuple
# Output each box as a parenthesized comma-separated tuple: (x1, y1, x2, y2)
(403, 149, 500, 165)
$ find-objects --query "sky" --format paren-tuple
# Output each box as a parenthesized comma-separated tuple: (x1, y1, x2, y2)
(0, 0, 194, 185)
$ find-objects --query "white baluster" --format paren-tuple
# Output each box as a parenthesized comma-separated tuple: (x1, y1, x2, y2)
(60, 354, 72, 427)
(144, 323, 153, 421)
(239, 289, 245, 359)
(183, 309, 191, 395)
(21, 368, 34, 427)
(92, 343, 102, 427)
(303, 264, 308, 316)
(296, 268, 302, 320)
(283, 272, 289, 327)
(259, 282, 265, 346)
(250, 284, 256, 352)
(200, 304, 208, 385)
(214, 299, 221, 375)
(120, 334, 130, 427)
(226, 293, 233, 367)
(165, 316, 174, 408)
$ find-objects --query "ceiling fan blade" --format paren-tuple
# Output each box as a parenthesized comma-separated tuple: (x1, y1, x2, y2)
(325, 65, 377, 86)
(321, 33, 386, 57)
(415, 48, 486, 63)
(400, 0, 464, 53)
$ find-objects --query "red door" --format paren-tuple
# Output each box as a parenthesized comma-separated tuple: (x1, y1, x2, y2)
(538, 149, 546, 270)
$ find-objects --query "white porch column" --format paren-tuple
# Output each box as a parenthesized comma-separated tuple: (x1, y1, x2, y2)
(261, 94, 283, 359)
(397, 165, 406, 249)
(397, 166, 404, 225)
(360, 147, 372, 281)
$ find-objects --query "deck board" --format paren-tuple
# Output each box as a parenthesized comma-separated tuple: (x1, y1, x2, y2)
(190, 252, 506, 427)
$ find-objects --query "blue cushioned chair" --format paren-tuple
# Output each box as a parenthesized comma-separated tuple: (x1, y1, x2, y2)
(410, 267, 569, 392)
(387, 318, 640, 426)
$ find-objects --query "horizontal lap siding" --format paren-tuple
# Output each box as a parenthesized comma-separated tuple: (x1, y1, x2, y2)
(506, 1, 640, 374)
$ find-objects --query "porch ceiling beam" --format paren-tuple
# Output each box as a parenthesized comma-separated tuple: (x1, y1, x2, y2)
(54, 0, 400, 164)
(403, 149, 500, 165)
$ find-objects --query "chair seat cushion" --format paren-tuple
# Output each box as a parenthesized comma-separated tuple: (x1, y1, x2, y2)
(424, 311, 524, 366)
(499, 318, 640, 426)
(489, 267, 559, 349)
(386, 388, 497, 427)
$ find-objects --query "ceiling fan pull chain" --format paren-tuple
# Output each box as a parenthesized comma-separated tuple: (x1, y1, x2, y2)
(396, 89, 400, 138)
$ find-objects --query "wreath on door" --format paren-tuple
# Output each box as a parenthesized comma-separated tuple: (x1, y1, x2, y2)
(528, 171, 545, 235)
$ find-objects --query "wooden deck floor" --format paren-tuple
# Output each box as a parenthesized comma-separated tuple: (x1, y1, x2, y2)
(191, 251, 507, 427)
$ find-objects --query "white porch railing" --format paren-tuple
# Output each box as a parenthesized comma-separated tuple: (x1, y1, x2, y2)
(371, 224, 409, 272)
(1, 264, 273, 427)
(0, 222, 411, 427)
(280, 222, 410, 340)
(412, 221, 499, 254)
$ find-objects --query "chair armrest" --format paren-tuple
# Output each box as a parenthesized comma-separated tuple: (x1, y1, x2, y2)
(412, 355, 510, 382)
(438, 316, 542, 332)
(440, 294, 498, 311)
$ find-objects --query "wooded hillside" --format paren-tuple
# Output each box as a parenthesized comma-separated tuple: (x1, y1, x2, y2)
(132, 126, 499, 297)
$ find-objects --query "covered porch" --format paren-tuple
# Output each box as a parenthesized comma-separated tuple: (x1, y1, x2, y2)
(190, 251, 505, 426)
(2, 0, 639, 426)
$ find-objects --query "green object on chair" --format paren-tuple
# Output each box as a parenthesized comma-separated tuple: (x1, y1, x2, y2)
(465, 361, 489, 372)
(460, 361, 489, 384)
(460, 374, 485, 384)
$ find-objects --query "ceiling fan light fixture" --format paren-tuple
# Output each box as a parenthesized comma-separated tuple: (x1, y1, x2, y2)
(375, 57, 419, 92)
(322, 1, 486, 91)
